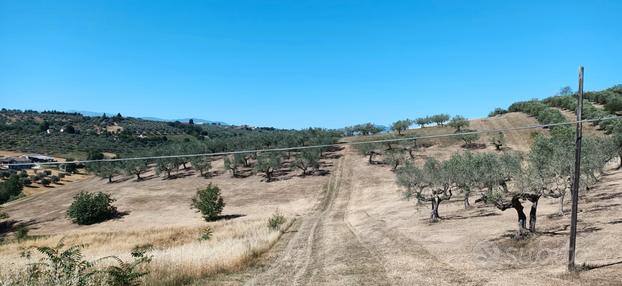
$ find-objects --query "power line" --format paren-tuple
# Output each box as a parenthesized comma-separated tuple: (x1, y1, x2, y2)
(3, 115, 622, 167)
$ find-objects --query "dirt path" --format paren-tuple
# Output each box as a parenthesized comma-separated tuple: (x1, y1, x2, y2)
(245, 152, 390, 286)
(244, 147, 480, 285)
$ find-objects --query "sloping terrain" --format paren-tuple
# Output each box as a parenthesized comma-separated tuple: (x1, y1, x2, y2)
(2, 112, 621, 285)
(225, 112, 622, 285)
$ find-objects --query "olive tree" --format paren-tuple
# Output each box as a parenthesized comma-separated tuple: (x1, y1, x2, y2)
(415, 117, 432, 128)
(383, 149, 406, 171)
(456, 129, 480, 147)
(293, 149, 321, 176)
(223, 154, 244, 177)
(397, 158, 452, 222)
(448, 115, 469, 131)
(355, 142, 379, 164)
(254, 152, 282, 182)
(490, 132, 505, 151)
(431, 114, 450, 126)
(88, 161, 122, 183)
(445, 152, 477, 208)
(155, 157, 180, 179)
(123, 159, 149, 181)
(391, 119, 413, 135)
(190, 156, 212, 177)
(482, 129, 612, 237)
(529, 128, 613, 215)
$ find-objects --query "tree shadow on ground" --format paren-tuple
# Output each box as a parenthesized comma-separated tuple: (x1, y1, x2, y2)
(0, 219, 38, 240)
(323, 152, 343, 160)
(212, 214, 245, 221)
(164, 170, 196, 180)
(112, 176, 133, 183)
(579, 260, 622, 271)
(593, 192, 622, 201)
(462, 143, 487, 149)
(585, 203, 621, 213)
(196, 170, 222, 178)
(135, 174, 157, 182)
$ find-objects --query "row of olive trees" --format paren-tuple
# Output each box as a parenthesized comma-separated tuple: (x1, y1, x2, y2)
(87, 144, 326, 183)
(224, 148, 322, 181)
(343, 123, 384, 136)
(414, 114, 450, 128)
(393, 127, 616, 238)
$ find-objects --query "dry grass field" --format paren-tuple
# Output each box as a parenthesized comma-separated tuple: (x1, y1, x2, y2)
(1, 112, 621, 285)
(0, 153, 339, 285)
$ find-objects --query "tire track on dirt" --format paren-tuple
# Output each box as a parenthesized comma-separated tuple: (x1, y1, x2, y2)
(341, 146, 485, 286)
(246, 154, 390, 285)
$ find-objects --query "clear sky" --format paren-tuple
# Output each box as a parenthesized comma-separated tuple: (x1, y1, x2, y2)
(1, 1, 621, 129)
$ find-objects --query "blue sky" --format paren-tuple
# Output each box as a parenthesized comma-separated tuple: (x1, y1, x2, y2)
(1, 1, 620, 129)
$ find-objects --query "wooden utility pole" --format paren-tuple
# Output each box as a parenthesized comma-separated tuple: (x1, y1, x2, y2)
(568, 66, 584, 271)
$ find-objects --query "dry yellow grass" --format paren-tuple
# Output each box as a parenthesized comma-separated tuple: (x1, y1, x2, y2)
(0, 215, 291, 285)
(0, 151, 336, 285)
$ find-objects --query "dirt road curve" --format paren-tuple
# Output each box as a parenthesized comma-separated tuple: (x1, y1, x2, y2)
(245, 147, 479, 286)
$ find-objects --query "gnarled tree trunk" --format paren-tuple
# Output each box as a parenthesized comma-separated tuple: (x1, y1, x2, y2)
(495, 193, 542, 237)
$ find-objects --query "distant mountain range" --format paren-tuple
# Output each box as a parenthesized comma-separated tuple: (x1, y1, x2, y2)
(67, 110, 227, 125)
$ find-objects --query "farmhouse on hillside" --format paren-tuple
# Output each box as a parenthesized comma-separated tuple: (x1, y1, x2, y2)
(0, 156, 32, 170)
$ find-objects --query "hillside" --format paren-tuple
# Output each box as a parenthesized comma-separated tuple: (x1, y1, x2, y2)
(0, 109, 330, 159)
(2, 112, 621, 285)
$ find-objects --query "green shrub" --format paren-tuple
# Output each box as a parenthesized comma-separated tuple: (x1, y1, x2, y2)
(20, 177, 32, 186)
(40, 178, 51, 186)
(58, 173, 66, 179)
(488, 108, 508, 117)
(0, 175, 24, 204)
(105, 246, 153, 286)
(18, 170, 28, 178)
(43, 170, 52, 176)
(67, 192, 118, 225)
(191, 183, 225, 221)
(22, 239, 96, 285)
(198, 226, 213, 241)
(0, 170, 11, 179)
(268, 210, 286, 230)
(19, 239, 152, 286)
(50, 175, 60, 183)
(15, 225, 29, 241)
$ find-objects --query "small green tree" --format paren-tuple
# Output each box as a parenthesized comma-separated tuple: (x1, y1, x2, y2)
(155, 157, 180, 179)
(50, 175, 61, 184)
(88, 161, 122, 183)
(383, 149, 406, 171)
(448, 115, 469, 131)
(490, 132, 505, 151)
(293, 149, 321, 176)
(123, 160, 149, 181)
(457, 129, 480, 147)
(254, 153, 282, 182)
(40, 178, 52, 187)
(192, 183, 225, 221)
(67, 192, 118, 225)
(355, 142, 379, 164)
(415, 117, 432, 128)
(391, 119, 413, 135)
(223, 154, 242, 177)
(189, 156, 212, 177)
(431, 114, 450, 126)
